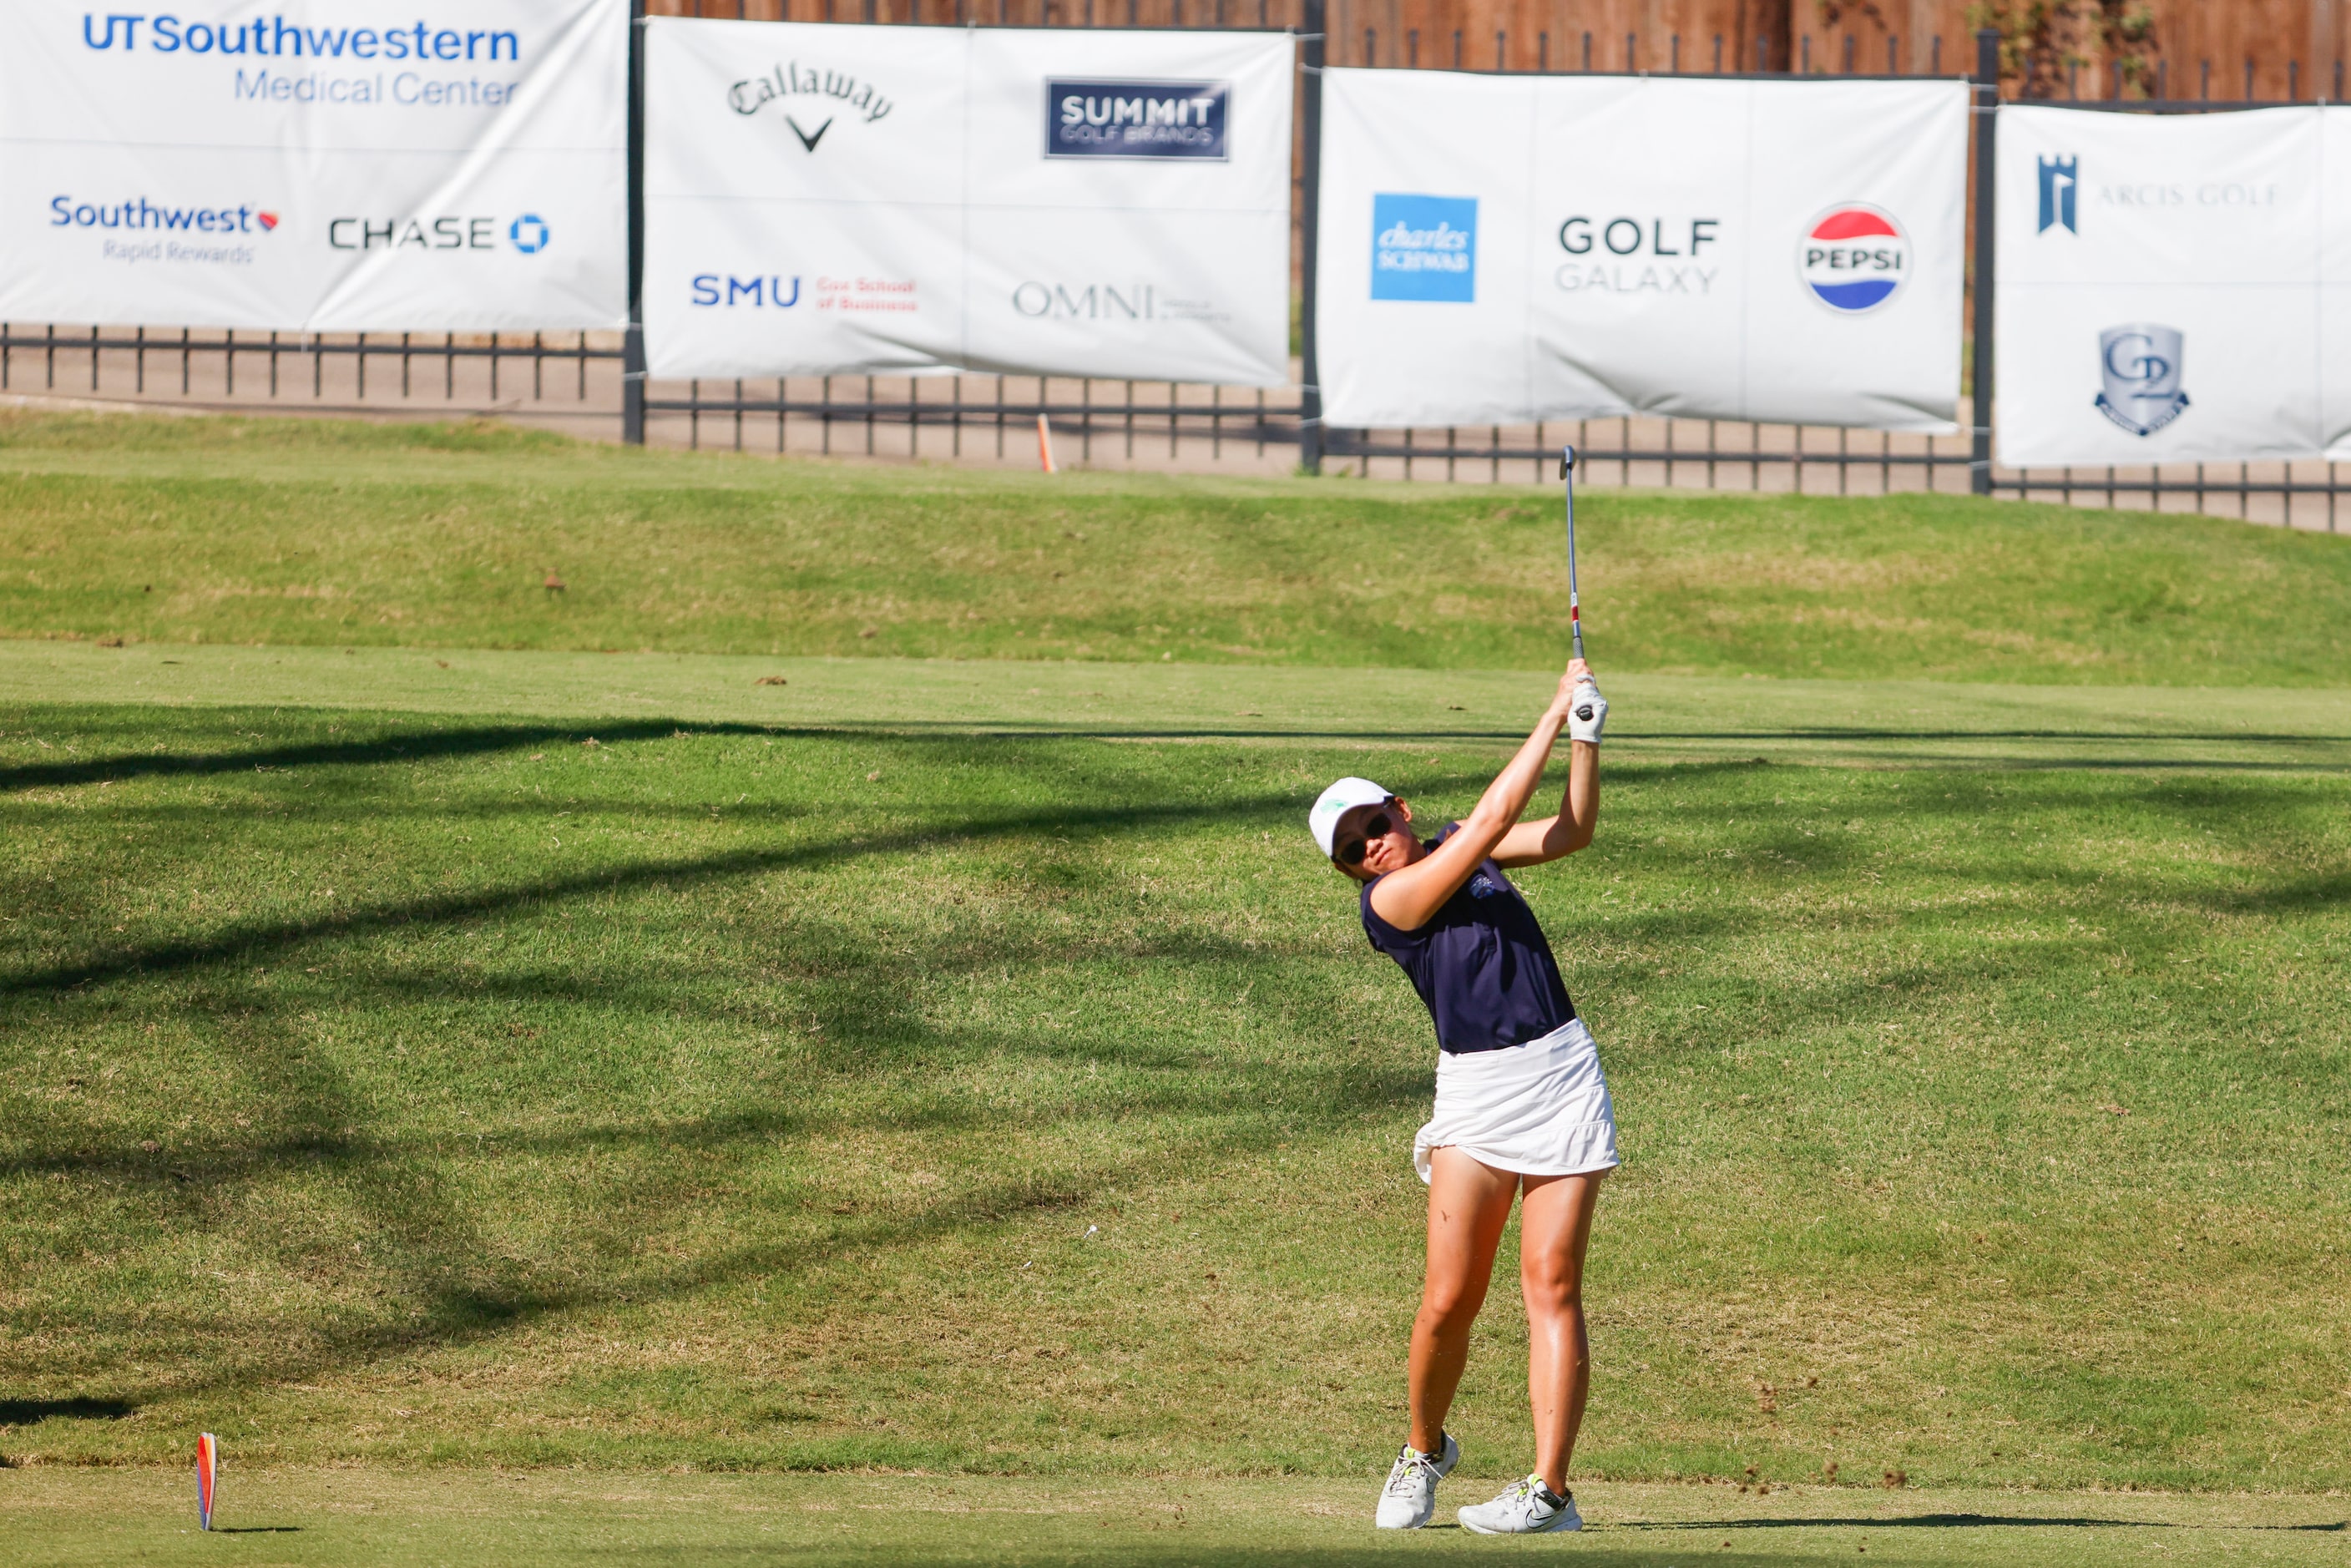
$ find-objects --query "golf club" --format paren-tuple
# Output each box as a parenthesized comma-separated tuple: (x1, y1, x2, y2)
(1560, 444, 1584, 662)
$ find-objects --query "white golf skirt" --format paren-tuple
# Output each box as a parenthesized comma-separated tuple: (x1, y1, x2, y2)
(1413, 1016, 1620, 1185)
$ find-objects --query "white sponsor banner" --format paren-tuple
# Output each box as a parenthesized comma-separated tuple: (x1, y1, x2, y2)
(1995, 105, 2351, 465)
(1315, 71, 1966, 432)
(0, 0, 625, 331)
(644, 20, 1292, 384)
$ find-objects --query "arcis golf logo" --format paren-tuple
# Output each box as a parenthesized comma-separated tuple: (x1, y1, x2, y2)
(2039, 154, 2079, 234)
(1796, 205, 1908, 313)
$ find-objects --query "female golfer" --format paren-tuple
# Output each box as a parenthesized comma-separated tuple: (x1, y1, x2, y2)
(1307, 656, 1612, 1535)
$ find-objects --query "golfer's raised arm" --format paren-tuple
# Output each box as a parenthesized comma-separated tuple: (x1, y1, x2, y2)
(1494, 662, 1600, 867)
(1367, 660, 1583, 931)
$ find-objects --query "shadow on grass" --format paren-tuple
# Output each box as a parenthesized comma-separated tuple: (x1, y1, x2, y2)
(20, 709, 2342, 802)
(0, 1398, 134, 1424)
(0, 718, 755, 793)
(1631, 1513, 2348, 1533)
(0, 791, 1297, 996)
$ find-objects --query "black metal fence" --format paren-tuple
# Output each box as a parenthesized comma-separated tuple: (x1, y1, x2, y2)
(0, 325, 623, 427)
(4, 13, 2344, 528)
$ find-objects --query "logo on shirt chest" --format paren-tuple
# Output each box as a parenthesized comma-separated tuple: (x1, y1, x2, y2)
(1468, 872, 1502, 899)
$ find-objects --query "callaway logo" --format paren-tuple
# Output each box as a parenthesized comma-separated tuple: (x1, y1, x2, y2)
(729, 62, 892, 154)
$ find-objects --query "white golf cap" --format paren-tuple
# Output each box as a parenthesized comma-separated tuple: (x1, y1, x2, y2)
(1308, 776, 1393, 857)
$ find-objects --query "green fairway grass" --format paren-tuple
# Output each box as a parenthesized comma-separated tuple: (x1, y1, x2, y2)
(5, 411, 2351, 684)
(5, 412, 2348, 1534)
(5, 640, 2351, 771)
(5, 1469, 2345, 1567)
(5, 680, 2347, 1490)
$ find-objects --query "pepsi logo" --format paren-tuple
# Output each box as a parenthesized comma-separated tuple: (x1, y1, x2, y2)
(256, 211, 280, 232)
(1797, 205, 1908, 313)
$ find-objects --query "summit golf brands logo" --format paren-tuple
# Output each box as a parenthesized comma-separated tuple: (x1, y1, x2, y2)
(1796, 205, 1908, 313)
(2039, 154, 2080, 233)
(2095, 323, 2189, 436)
(730, 63, 893, 152)
(1371, 193, 1476, 304)
(1044, 80, 1228, 159)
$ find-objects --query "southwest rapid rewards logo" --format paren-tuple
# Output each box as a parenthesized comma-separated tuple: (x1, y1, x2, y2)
(50, 193, 278, 266)
(1372, 193, 1476, 303)
(1044, 80, 1228, 159)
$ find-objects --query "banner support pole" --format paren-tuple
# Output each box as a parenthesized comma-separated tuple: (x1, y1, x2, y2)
(622, 0, 648, 447)
(1297, 0, 1326, 475)
(1969, 26, 1997, 495)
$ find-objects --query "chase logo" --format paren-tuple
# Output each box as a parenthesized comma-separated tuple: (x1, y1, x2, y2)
(1372, 193, 1476, 304)
(1797, 205, 1907, 313)
(508, 215, 549, 254)
(2038, 155, 2078, 234)
(1047, 79, 1227, 159)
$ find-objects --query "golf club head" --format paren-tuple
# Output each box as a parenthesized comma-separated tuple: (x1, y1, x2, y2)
(1560, 445, 1575, 480)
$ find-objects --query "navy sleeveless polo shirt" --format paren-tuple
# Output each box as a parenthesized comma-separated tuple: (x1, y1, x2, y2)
(1360, 822, 1576, 1055)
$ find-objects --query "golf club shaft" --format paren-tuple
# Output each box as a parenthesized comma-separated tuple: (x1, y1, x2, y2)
(1561, 445, 1584, 662)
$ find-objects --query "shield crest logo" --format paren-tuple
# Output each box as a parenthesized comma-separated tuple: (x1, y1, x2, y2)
(2094, 324, 2190, 437)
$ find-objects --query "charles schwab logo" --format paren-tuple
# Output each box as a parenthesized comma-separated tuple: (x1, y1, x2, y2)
(1045, 80, 1227, 159)
(2095, 323, 2189, 437)
(1371, 193, 1476, 304)
(2039, 154, 2079, 234)
(730, 63, 892, 152)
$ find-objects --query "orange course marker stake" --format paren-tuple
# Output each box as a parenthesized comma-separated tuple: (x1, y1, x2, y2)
(195, 1433, 218, 1530)
(1036, 413, 1058, 474)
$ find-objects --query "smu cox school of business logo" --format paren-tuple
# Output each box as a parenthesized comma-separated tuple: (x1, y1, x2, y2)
(1370, 193, 1476, 303)
(1796, 205, 1909, 313)
(1044, 80, 1229, 159)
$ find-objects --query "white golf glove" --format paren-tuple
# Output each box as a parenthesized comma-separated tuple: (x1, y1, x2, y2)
(1567, 680, 1608, 745)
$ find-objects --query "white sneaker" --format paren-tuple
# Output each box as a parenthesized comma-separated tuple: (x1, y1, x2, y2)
(1373, 1433, 1459, 1529)
(1458, 1474, 1583, 1535)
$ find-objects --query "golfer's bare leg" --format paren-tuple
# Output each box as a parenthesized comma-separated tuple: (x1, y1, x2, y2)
(1409, 1147, 1519, 1455)
(1518, 1170, 1604, 1495)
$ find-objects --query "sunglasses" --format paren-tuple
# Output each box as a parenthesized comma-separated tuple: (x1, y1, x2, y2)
(1335, 809, 1395, 866)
